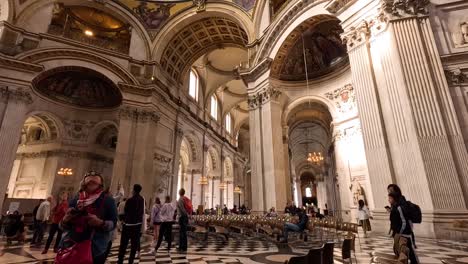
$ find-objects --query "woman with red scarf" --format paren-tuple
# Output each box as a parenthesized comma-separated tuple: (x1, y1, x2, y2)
(42, 192, 69, 254)
(59, 171, 117, 264)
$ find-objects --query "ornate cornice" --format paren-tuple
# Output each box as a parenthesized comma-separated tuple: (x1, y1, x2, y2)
(239, 58, 272, 84)
(118, 106, 159, 123)
(16, 149, 113, 163)
(445, 69, 468, 86)
(154, 153, 172, 163)
(0, 87, 34, 104)
(342, 12, 389, 51)
(0, 55, 44, 73)
(118, 83, 152, 97)
(248, 85, 282, 110)
(326, 0, 355, 14)
(381, 0, 430, 18)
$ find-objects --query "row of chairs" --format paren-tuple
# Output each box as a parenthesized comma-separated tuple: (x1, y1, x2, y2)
(285, 242, 334, 264)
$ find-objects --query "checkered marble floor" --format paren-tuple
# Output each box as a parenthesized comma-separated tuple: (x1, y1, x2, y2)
(1, 229, 468, 264)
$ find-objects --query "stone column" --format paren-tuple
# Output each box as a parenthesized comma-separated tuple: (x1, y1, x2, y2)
(132, 109, 160, 201)
(247, 97, 265, 212)
(260, 85, 288, 211)
(342, 22, 395, 211)
(282, 126, 292, 203)
(171, 126, 184, 197)
(0, 88, 32, 212)
(110, 106, 138, 194)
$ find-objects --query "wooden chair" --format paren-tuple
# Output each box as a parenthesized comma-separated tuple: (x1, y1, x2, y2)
(323, 242, 335, 264)
(285, 255, 308, 264)
(342, 233, 357, 263)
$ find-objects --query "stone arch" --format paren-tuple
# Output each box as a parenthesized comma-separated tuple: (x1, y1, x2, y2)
(0, 0, 14, 22)
(22, 110, 64, 142)
(206, 145, 220, 173)
(223, 156, 234, 180)
(18, 48, 139, 86)
(254, 1, 333, 65)
(152, 2, 255, 60)
(89, 120, 119, 147)
(14, 0, 151, 59)
(282, 95, 337, 125)
(182, 132, 202, 163)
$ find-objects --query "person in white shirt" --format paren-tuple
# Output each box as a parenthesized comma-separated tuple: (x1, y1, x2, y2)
(148, 197, 162, 254)
(357, 199, 372, 237)
(31, 196, 53, 246)
(153, 196, 175, 252)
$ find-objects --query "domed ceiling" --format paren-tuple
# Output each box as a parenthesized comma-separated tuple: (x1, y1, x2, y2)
(270, 17, 348, 81)
(32, 66, 122, 108)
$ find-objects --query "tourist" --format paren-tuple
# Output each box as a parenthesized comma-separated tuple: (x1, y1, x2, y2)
(223, 204, 229, 215)
(231, 205, 239, 214)
(117, 197, 127, 232)
(388, 192, 419, 264)
(387, 184, 417, 248)
(357, 199, 372, 237)
(154, 195, 176, 252)
(117, 184, 145, 264)
(177, 188, 191, 252)
(42, 192, 69, 254)
(240, 204, 247, 214)
(4, 211, 25, 245)
(58, 171, 117, 264)
(31, 196, 52, 246)
(279, 209, 309, 243)
(266, 207, 278, 217)
(148, 197, 162, 254)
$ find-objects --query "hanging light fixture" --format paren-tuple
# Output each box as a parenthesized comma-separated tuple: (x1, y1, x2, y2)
(233, 186, 242, 194)
(198, 175, 209, 185)
(219, 181, 227, 190)
(307, 152, 324, 164)
(57, 168, 73, 176)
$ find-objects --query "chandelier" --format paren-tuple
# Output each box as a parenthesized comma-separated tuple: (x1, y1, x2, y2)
(57, 168, 73, 176)
(307, 152, 324, 164)
(197, 175, 209, 185)
(219, 182, 227, 190)
(233, 186, 242, 194)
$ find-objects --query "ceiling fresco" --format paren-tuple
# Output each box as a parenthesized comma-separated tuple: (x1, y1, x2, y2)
(114, 0, 256, 36)
(32, 66, 122, 108)
(271, 18, 348, 81)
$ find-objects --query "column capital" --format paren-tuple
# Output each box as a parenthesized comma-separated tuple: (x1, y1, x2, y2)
(118, 105, 160, 123)
(138, 109, 160, 124)
(381, 0, 429, 18)
(154, 153, 172, 163)
(175, 126, 184, 139)
(118, 105, 139, 121)
(247, 85, 282, 110)
(342, 21, 370, 50)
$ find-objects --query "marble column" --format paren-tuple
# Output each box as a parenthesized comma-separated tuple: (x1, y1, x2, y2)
(171, 126, 184, 198)
(110, 106, 138, 195)
(247, 98, 265, 212)
(0, 87, 32, 212)
(342, 23, 395, 211)
(132, 109, 160, 201)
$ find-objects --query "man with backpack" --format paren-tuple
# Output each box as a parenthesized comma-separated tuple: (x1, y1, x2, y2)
(176, 188, 192, 252)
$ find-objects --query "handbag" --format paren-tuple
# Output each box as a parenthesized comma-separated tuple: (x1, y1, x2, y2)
(55, 237, 93, 264)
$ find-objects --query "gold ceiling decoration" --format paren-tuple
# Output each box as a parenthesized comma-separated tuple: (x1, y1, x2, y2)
(270, 15, 347, 81)
(160, 17, 248, 82)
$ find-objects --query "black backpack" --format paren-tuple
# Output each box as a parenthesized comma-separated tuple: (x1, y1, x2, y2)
(404, 201, 422, 224)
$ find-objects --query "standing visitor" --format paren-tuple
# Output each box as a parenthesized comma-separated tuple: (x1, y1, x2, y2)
(177, 188, 191, 252)
(154, 195, 176, 252)
(148, 197, 162, 254)
(117, 198, 127, 232)
(117, 184, 145, 264)
(31, 196, 53, 246)
(57, 171, 117, 264)
(42, 192, 69, 253)
(388, 192, 419, 264)
(387, 184, 417, 248)
(357, 199, 372, 237)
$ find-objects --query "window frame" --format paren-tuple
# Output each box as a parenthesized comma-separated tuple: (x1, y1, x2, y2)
(225, 112, 232, 134)
(210, 95, 218, 120)
(188, 69, 199, 102)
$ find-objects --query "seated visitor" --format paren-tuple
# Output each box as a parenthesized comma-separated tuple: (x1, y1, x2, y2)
(231, 205, 239, 214)
(223, 205, 229, 215)
(266, 207, 278, 217)
(3, 211, 25, 245)
(279, 209, 309, 243)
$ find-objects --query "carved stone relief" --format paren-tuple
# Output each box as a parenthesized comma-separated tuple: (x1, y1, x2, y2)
(451, 22, 468, 48)
(324, 84, 357, 115)
(63, 119, 96, 141)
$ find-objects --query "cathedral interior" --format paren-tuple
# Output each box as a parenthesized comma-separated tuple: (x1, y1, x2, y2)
(1, 0, 468, 263)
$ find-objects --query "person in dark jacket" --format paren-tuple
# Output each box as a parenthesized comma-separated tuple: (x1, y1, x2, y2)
(117, 184, 145, 264)
(279, 209, 309, 243)
(60, 171, 118, 264)
(388, 192, 419, 264)
(387, 184, 417, 248)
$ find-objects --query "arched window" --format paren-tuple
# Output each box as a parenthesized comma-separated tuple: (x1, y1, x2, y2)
(189, 69, 199, 101)
(225, 112, 232, 133)
(305, 187, 312, 198)
(210, 95, 218, 120)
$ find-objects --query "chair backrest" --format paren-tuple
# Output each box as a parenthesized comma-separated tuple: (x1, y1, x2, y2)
(285, 255, 308, 264)
(322, 242, 335, 264)
(308, 246, 324, 264)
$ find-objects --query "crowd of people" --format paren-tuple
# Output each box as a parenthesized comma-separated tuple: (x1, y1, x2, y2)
(0, 170, 420, 264)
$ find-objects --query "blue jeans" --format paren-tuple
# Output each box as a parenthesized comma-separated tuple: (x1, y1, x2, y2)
(283, 223, 300, 240)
